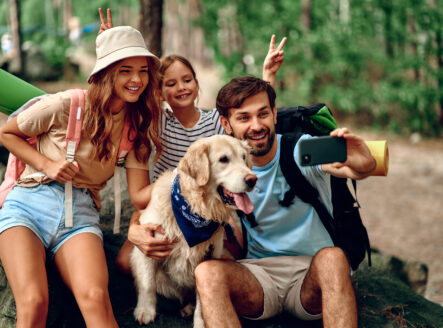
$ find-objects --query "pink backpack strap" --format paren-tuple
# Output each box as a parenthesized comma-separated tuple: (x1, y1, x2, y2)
(65, 89, 85, 161)
(116, 115, 135, 166)
(64, 89, 85, 228)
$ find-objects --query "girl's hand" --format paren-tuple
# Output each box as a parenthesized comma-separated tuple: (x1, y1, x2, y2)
(43, 159, 80, 183)
(128, 212, 176, 261)
(263, 34, 287, 88)
(98, 8, 113, 34)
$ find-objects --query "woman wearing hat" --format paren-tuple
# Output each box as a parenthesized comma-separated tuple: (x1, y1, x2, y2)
(0, 26, 161, 327)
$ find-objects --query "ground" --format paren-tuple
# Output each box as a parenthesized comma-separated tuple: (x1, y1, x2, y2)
(355, 129, 443, 305)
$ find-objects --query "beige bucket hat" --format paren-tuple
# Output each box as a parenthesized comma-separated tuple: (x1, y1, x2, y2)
(88, 26, 159, 83)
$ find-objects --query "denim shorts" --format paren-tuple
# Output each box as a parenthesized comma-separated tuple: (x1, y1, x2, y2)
(0, 182, 103, 257)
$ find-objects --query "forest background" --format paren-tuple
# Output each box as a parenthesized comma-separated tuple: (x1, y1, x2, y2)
(1, 0, 442, 136)
(0, 0, 442, 306)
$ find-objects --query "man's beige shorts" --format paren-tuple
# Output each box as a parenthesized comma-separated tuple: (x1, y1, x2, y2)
(239, 255, 322, 321)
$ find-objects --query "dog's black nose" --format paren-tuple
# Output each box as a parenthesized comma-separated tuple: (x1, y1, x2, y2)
(245, 174, 257, 189)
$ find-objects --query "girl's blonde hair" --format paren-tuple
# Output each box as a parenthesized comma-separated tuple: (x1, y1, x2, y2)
(85, 57, 162, 163)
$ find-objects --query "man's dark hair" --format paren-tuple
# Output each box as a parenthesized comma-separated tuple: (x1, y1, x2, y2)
(216, 75, 276, 118)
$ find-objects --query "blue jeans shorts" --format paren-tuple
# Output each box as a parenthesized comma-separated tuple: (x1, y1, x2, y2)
(0, 182, 103, 257)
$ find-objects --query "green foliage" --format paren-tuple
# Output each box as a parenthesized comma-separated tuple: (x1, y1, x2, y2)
(198, 0, 443, 136)
(0, 0, 139, 74)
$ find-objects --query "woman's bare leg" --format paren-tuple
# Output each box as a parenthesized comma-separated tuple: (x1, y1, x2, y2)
(54, 233, 118, 328)
(0, 227, 48, 328)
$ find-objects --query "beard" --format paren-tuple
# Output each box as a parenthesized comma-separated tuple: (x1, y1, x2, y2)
(244, 129, 276, 157)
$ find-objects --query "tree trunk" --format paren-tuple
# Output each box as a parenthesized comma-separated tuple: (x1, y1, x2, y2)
(139, 0, 163, 57)
(301, 0, 311, 30)
(381, 0, 394, 58)
(9, 0, 24, 77)
(436, 30, 443, 125)
(407, 12, 420, 82)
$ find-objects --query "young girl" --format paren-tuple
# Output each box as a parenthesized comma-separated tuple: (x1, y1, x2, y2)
(0, 25, 161, 327)
(98, 5, 287, 274)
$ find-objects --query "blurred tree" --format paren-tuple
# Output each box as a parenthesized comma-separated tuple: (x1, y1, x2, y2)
(9, 0, 23, 76)
(301, 0, 311, 30)
(163, 0, 209, 66)
(139, 0, 163, 57)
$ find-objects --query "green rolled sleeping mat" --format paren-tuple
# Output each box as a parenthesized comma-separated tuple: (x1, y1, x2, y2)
(0, 68, 46, 115)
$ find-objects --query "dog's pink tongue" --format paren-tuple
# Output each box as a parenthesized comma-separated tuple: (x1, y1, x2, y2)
(233, 193, 254, 214)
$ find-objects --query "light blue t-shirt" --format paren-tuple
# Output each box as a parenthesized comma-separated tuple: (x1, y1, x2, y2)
(245, 134, 334, 259)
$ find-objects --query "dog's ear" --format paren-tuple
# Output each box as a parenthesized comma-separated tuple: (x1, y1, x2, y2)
(241, 140, 253, 168)
(178, 140, 210, 186)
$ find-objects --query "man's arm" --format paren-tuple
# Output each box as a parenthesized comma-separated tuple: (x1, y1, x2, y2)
(322, 128, 376, 180)
(262, 34, 287, 89)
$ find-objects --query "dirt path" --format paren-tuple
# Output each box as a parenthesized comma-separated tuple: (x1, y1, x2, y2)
(356, 130, 443, 305)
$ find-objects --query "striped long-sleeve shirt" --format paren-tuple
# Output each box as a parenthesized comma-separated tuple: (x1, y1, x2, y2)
(153, 107, 225, 180)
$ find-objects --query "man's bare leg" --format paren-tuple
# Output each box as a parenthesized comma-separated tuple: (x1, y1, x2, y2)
(194, 259, 263, 328)
(300, 247, 357, 328)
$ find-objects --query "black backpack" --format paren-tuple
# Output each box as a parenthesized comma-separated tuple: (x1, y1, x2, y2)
(239, 103, 371, 271)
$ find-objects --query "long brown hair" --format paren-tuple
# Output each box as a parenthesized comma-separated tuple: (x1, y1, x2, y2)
(85, 57, 162, 163)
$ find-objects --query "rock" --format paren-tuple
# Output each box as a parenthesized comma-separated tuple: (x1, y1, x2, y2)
(353, 264, 443, 328)
(1, 235, 443, 327)
(99, 166, 135, 234)
(368, 249, 429, 296)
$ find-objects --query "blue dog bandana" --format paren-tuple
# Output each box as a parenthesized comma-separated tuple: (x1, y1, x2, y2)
(171, 175, 220, 247)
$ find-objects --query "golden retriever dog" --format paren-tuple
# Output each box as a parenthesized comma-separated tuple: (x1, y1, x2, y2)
(130, 135, 257, 327)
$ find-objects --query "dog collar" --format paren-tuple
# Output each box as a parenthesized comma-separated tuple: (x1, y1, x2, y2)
(171, 175, 220, 247)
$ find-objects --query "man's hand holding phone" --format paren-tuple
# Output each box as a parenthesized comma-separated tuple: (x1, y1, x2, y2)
(309, 128, 377, 179)
(298, 135, 347, 166)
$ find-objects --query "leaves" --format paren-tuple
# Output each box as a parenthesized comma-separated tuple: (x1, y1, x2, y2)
(199, 0, 442, 136)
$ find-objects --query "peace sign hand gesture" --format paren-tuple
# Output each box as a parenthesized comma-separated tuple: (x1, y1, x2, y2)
(98, 8, 114, 34)
(263, 34, 287, 88)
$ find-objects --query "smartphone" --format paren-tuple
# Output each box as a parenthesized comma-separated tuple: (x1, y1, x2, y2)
(298, 136, 347, 166)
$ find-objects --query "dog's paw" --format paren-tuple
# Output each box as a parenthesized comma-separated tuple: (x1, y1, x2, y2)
(134, 305, 156, 325)
(180, 303, 195, 318)
(193, 315, 205, 328)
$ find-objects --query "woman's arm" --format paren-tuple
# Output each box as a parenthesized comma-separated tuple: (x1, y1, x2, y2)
(0, 117, 79, 183)
(126, 167, 152, 210)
